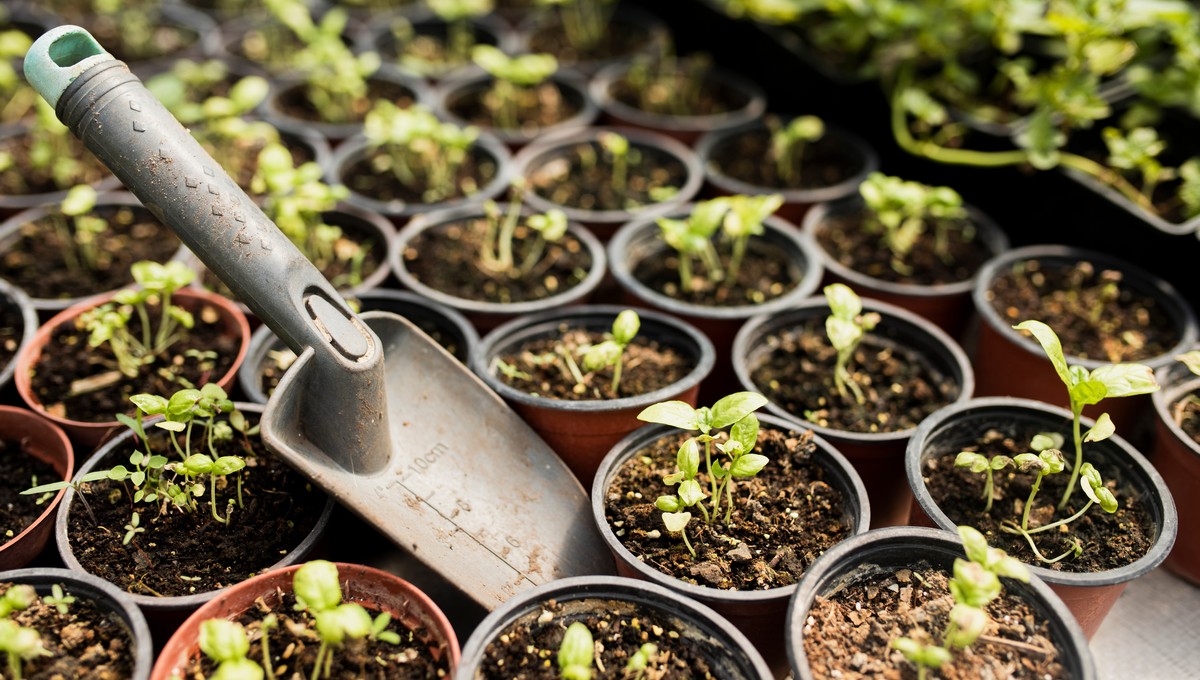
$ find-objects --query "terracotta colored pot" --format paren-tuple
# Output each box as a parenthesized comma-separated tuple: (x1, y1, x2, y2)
(695, 120, 879, 225)
(785, 527, 1096, 680)
(151, 562, 459, 680)
(513, 126, 704, 241)
(732, 296, 975, 528)
(54, 403, 336, 642)
(589, 62, 767, 146)
(971, 245, 1198, 435)
(14, 287, 252, 448)
(905, 397, 1178, 638)
(455, 575, 771, 680)
(1150, 358, 1200, 585)
(472, 304, 715, 486)
(389, 203, 607, 333)
(0, 406, 73, 569)
(0, 277, 37, 397)
(803, 198, 1009, 338)
(589, 415, 870, 675)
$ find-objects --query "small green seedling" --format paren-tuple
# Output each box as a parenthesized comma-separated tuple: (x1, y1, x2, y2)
(581, 310, 640, 393)
(53, 184, 110, 273)
(1013, 320, 1158, 509)
(0, 587, 35, 620)
(640, 392, 769, 556)
(955, 432, 1064, 513)
(823, 283, 880, 406)
(0, 30, 35, 124)
(363, 103, 481, 204)
(477, 183, 568, 279)
(599, 132, 630, 194)
(621, 45, 713, 117)
(722, 193, 783, 282)
(0, 585, 48, 680)
(535, 0, 615, 51)
(858, 172, 970, 275)
(892, 526, 1029, 680)
(770, 115, 825, 185)
(471, 45, 559, 130)
(556, 621, 594, 680)
(623, 643, 659, 680)
(428, 0, 494, 65)
(656, 194, 782, 295)
(293, 560, 399, 680)
(199, 619, 264, 680)
(41, 585, 74, 616)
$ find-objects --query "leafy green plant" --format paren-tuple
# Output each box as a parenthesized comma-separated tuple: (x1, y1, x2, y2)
(769, 115, 825, 185)
(41, 585, 74, 616)
(556, 621, 594, 680)
(477, 183, 568, 279)
(199, 619, 264, 680)
(640, 392, 769, 556)
(891, 526, 1030, 680)
(0, 584, 48, 680)
(581, 309, 640, 393)
(599, 131, 629, 195)
(363, 102, 480, 204)
(823, 283, 880, 406)
(655, 194, 783, 294)
(0, 96, 95, 194)
(407, 0, 494, 70)
(0, 30, 34, 125)
(292, 560, 399, 680)
(857, 172, 970, 275)
(471, 45, 559, 130)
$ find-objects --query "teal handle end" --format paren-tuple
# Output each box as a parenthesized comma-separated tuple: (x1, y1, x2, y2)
(24, 26, 113, 110)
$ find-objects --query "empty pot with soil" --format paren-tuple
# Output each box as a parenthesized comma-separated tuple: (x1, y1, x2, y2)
(472, 305, 715, 485)
(732, 290, 975, 528)
(696, 117, 878, 224)
(786, 526, 1096, 680)
(0, 277, 36, 397)
(591, 409, 870, 673)
(0, 406, 72, 570)
(1150, 355, 1200, 585)
(905, 397, 1178, 638)
(455, 575, 773, 679)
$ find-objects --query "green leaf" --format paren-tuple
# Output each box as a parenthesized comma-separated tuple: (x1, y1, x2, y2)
(61, 184, 98, 216)
(212, 456, 246, 476)
(611, 310, 640, 346)
(637, 401, 698, 430)
(945, 604, 987, 649)
(200, 619, 251, 663)
(729, 453, 768, 478)
(1088, 363, 1159, 399)
(990, 455, 1014, 471)
(181, 454, 214, 476)
(1039, 448, 1066, 474)
(1070, 379, 1108, 407)
(130, 393, 168, 415)
(989, 552, 1031, 582)
(949, 558, 1001, 608)
(1079, 463, 1118, 513)
(710, 392, 768, 429)
(1083, 413, 1115, 443)
(1177, 351, 1200, 376)
(677, 438, 700, 479)
(824, 283, 862, 320)
(1030, 432, 1064, 452)
(955, 452, 989, 474)
(107, 465, 131, 481)
(20, 480, 71, 496)
(147, 455, 169, 469)
(1012, 321, 1070, 387)
(661, 511, 692, 534)
(825, 316, 861, 352)
(156, 421, 187, 433)
(957, 525, 989, 564)
(662, 471, 683, 486)
(729, 413, 759, 454)
(557, 622, 594, 674)
(655, 495, 683, 512)
(293, 560, 343, 613)
(677, 479, 705, 507)
(1013, 453, 1046, 473)
(130, 470, 146, 486)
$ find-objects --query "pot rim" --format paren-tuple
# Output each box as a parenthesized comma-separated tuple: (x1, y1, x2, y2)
(0, 277, 37, 390)
(471, 303, 716, 413)
(388, 202, 608, 317)
(1151, 357, 1200, 458)
(0, 405, 74, 564)
(588, 413, 871, 605)
(971, 244, 1200, 370)
(589, 62, 767, 134)
(608, 206, 824, 320)
(512, 125, 704, 225)
(904, 396, 1179, 587)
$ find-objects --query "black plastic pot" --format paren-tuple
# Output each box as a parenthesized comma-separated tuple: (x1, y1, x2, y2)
(472, 304, 715, 486)
(1150, 357, 1200, 585)
(0, 277, 36, 396)
(513, 126, 704, 240)
(388, 202, 607, 332)
(239, 287, 479, 403)
(802, 197, 1009, 337)
(1060, 164, 1200, 237)
(732, 295, 975, 528)
(454, 575, 774, 680)
(785, 526, 1097, 680)
(589, 62, 767, 146)
(366, 7, 518, 80)
(515, 5, 671, 76)
(589, 414, 869, 674)
(0, 567, 154, 680)
(905, 397, 1178, 639)
(434, 67, 599, 148)
(972, 244, 1198, 434)
(328, 129, 513, 222)
(696, 120, 879, 225)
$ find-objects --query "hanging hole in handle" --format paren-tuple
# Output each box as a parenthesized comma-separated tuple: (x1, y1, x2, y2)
(48, 31, 105, 67)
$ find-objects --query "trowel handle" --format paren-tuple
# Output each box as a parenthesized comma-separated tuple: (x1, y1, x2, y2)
(23, 27, 377, 368)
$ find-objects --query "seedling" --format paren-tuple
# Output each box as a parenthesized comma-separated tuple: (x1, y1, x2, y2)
(471, 45, 559, 130)
(292, 560, 399, 680)
(858, 172, 970, 275)
(656, 194, 782, 295)
(599, 132, 630, 195)
(769, 115, 825, 185)
(722, 193, 783, 282)
(52, 184, 110, 273)
(0, 96, 92, 194)
(620, 45, 713, 117)
(639, 392, 769, 556)
(0, 30, 35, 125)
(198, 619, 265, 680)
(535, 0, 615, 52)
(41, 585, 74, 616)
(556, 622, 594, 680)
(390, 0, 493, 73)
(823, 283, 880, 406)
(0, 585, 47, 680)
(581, 310, 640, 393)
(363, 102, 481, 204)
(477, 184, 568, 279)
(955, 432, 1064, 513)
(892, 526, 1030, 680)
(624, 643, 659, 680)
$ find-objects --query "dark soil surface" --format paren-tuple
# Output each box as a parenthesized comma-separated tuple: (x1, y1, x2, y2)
(202, 130, 317, 195)
(632, 239, 801, 307)
(749, 319, 960, 433)
(708, 127, 865, 191)
(29, 299, 241, 424)
(276, 78, 416, 125)
(526, 140, 687, 213)
(46, 6, 197, 62)
(527, 15, 655, 65)
(1172, 390, 1200, 445)
(0, 295, 24, 377)
(605, 428, 852, 590)
(342, 146, 498, 206)
(190, 591, 449, 679)
(611, 71, 747, 117)
(495, 327, 693, 401)
(67, 420, 326, 597)
(478, 596, 726, 679)
(815, 211, 991, 286)
(802, 565, 1069, 680)
(0, 132, 111, 197)
(402, 217, 592, 304)
(1, 205, 181, 302)
(921, 425, 1155, 573)
(446, 81, 582, 134)
(985, 258, 1181, 363)
(0, 439, 60, 540)
(2, 581, 136, 679)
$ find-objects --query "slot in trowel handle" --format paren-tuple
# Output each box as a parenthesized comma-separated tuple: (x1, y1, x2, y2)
(23, 26, 377, 367)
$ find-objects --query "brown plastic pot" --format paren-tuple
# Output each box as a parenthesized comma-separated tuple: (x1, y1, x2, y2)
(802, 197, 1009, 338)
(151, 562, 459, 680)
(14, 287, 251, 448)
(589, 62, 767, 146)
(589, 414, 870, 674)
(732, 296, 975, 528)
(695, 120, 879, 225)
(1150, 357, 1200, 585)
(0, 406, 73, 569)
(905, 397, 1178, 638)
(785, 526, 1097, 680)
(55, 403, 336, 642)
(972, 245, 1198, 434)
(472, 304, 715, 486)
